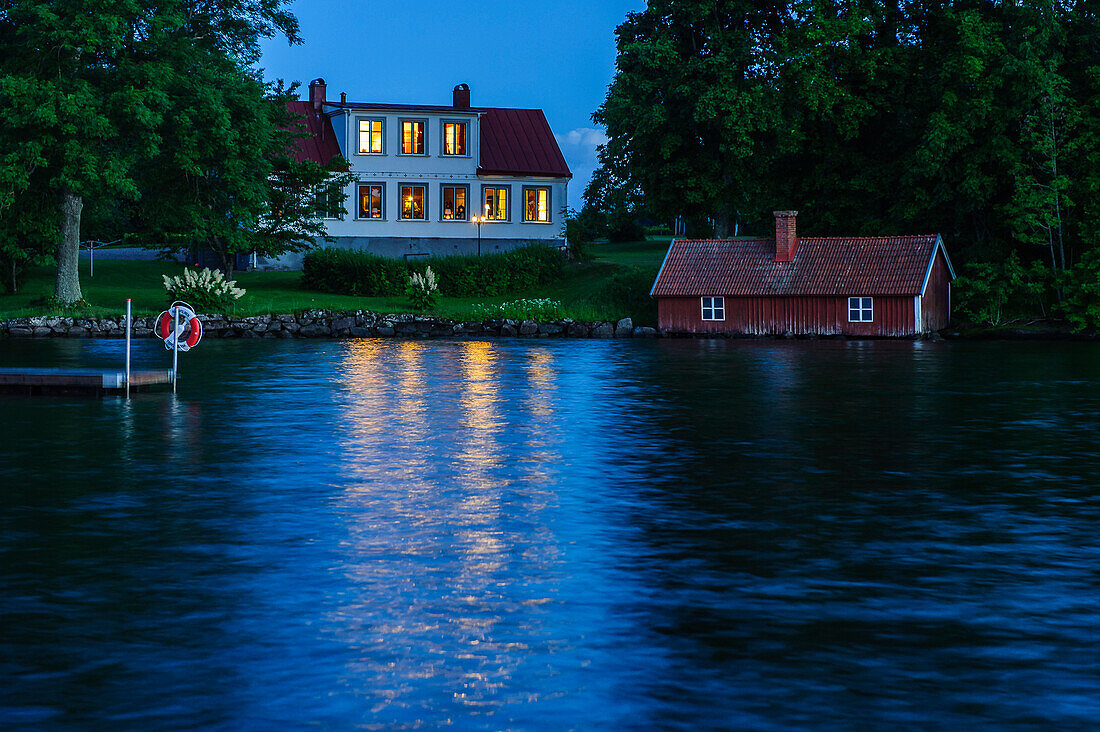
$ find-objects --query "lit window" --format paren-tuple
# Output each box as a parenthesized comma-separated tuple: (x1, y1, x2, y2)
(357, 119, 384, 154)
(701, 296, 725, 321)
(401, 119, 426, 155)
(399, 184, 426, 220)
(848, 296, 873, 322)
(483, 187, 508, 220)
(357, 184, 383, 220)
(443, 121, 467, 156)
(441, 185, 468, 220)
(523, 187, 550, 222)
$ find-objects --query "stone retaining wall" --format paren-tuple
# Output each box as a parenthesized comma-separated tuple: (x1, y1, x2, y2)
(0, 311, 659, 340)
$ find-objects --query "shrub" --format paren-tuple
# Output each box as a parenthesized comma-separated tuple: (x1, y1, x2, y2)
(301, 247, 407, 296)
(590, 266, 659, 325)
(1062, 249, 1100, 331)
(302, 244, 567, 298)
(406, 266, 439, 311)
(472, 298, 565, 321)
(953, 252, 1052, 326)
(163, 267, 246, 312)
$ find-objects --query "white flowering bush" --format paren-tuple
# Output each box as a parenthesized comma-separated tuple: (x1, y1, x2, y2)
(472, 298, 564, 321)
(162, 268, 246, 311)
(407, 266, 439, 311)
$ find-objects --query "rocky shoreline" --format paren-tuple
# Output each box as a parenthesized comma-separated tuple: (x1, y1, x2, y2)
(0, 310, 657, 340)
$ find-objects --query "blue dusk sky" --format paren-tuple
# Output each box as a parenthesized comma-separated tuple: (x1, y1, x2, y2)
(258, 0, 646, 210)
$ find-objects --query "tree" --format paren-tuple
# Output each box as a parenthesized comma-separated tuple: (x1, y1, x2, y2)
(134, 72, 351, 279)
(0, 0, 301, 303)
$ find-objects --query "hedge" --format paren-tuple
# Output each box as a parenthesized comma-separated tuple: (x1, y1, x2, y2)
(302, 244, 566, 297)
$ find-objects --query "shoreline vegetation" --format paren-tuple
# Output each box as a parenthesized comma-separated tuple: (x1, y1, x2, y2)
(0, 239, 668, 325)
(1, 237, 1096, 341)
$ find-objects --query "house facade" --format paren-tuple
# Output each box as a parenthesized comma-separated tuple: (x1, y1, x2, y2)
(650, 211, 955, 337)
(272, 79, 570, 268)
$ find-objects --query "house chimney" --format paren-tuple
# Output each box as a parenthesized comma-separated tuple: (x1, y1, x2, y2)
(309, 78, 326, 111)
(453, 83, 470, 109)
(774, 210, 799, 262)
(340, 91, 346, 104)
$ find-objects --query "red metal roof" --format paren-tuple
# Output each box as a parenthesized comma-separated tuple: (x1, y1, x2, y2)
(286, 101, 343, 166)
(295, 100, 570, 178)
(477, 108, 571, 178)
(651, 236, 949, 297)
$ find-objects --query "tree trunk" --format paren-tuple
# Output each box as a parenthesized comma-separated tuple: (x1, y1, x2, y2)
(9, 259, 16, 294)
(54, 189, 83, 304)
(216, 244, 235, 281)
(714, 202, 731, 238)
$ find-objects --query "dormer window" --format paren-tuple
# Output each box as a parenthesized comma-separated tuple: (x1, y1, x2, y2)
(401, 119, 426, 155)
(357, 119, 384, 154)
(442, 121, 467, 156)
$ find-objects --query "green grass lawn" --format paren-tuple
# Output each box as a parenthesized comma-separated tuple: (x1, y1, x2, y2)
(0, 238, 673, 325)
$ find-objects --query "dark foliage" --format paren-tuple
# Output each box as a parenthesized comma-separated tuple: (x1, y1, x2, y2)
(302, 245, 567, 298)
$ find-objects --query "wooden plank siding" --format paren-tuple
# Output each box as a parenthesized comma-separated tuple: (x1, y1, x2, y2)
(658, 295, 917, 336)
(919, 250, 952, 332)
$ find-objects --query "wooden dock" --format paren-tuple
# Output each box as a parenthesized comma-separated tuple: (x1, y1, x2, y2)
(0, 367, 174, 396)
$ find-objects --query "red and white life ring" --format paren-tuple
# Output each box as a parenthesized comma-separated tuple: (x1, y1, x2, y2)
(155, 302, 203, 351)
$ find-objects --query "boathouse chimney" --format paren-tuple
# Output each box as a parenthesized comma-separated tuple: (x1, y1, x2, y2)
(774, 210, 799, 262)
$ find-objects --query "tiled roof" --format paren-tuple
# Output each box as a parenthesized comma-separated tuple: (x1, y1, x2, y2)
(651, 236, 947, 297)
(286, 101, 343, 166)
(477, 108, 571, 178)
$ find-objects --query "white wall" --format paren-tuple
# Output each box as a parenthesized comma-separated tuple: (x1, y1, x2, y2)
(322, 107, 568, 243)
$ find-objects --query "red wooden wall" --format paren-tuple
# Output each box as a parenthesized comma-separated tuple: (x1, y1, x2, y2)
(658, 295, 918, 336)
(919, 250, 952, 332)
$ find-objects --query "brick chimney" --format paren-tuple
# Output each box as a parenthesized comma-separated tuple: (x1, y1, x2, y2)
(774, 210, 799, 262)
(453, 83, 470, 109)
(309, 78, 326, 111)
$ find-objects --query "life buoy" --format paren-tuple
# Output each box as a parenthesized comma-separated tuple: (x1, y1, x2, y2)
(155, 302, 203, 352)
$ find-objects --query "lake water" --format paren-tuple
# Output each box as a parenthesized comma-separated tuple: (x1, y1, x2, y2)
(2, 336, 1100, 730)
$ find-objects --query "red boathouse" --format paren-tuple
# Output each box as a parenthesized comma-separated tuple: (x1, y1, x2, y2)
(650, 211, 955, 337)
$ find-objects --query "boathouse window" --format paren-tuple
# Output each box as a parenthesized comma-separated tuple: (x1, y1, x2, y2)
(849, 297, 873, 322)
(442, 121, 467, 156)
(399, 184, 426, 220)
(701, 296, 725, 321)
(401, 119, 427, 155)
(523, 186, 551, 223)
(483, 186, 509, 220)
(441, 185, 468, 221)
(357, 183, 384, 220)
(357, 119, 384, 154)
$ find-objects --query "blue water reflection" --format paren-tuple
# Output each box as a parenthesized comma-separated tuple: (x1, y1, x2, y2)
(2, 337, 1100, 729)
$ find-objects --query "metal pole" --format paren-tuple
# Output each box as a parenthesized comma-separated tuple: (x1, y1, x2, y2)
(125, 298, 131, 399)
(89, 244, 94, 278)
(172, 306, 179, 394)
(477, 219, 482, 257)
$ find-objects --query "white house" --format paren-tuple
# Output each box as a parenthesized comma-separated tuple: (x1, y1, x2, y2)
(274, 79, 571, 267)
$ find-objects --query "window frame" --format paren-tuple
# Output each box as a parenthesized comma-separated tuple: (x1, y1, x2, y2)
(397, 183, 428, 221)
(439, 183, 470, 222)
(440, 119, 469, 157)
(355, 117, 386, 156)
(481, 185, 510, 222)
(399, 118, 428, 156)
(848, 296, 873, 322)
(701, 296, 726, 322)
(355, 182, 386, 221)
(318, 184, 346, 220)
(522, 185, 552, 224)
